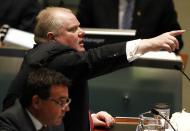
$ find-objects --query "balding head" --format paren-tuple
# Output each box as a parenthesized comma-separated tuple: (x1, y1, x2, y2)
(34, 7, 74, 44)
(33, 7, 85, 52)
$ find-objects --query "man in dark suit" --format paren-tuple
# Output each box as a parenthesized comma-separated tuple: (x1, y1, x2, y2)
(3, 7, 184, 131)
(0, 68, 71, 131)
(77, 0, 183, 53)
(0, 0, 41, 32)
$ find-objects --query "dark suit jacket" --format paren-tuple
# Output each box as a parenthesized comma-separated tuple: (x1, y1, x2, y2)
(0, 0, 41, 32)
(0, 100, 44, 131)
(77, 0, 183, 52)
(0, 100, 66, 131)
(3, 41, 130, 131)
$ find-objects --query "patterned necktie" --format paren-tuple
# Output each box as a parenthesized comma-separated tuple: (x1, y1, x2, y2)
(122, 0, 135, 29)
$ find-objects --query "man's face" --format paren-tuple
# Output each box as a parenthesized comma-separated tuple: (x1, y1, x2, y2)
(37, 85, 70, 126)
(53, 12, 85, 52)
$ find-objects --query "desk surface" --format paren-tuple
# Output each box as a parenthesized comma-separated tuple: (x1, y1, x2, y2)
(94, 117, 140, 131)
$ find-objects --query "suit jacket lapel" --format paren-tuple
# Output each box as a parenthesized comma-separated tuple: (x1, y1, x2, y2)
(12, 100, 37, 131)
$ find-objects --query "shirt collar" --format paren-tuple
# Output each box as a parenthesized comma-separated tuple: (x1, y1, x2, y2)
(26, 109, 43, 130)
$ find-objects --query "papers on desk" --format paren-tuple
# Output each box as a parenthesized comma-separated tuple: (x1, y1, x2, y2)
(170, 110, 190, 131)
(140, 51, 181, 61)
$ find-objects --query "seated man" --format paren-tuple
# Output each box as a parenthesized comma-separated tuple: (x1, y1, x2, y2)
(0, 68, 71, 130)
(0, 68, 114, 130)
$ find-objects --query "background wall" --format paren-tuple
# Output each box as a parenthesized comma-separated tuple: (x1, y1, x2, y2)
(173, 0, 190, 111)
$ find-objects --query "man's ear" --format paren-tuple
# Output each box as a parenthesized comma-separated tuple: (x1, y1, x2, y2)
(32, 95, 41, 109)
(47, 32, 55, 40)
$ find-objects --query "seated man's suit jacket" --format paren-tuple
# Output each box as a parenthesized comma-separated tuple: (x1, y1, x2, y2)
(0, 100, 65, 131)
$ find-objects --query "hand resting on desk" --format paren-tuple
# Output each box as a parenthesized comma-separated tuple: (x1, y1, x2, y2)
(91, 111, 115, 128)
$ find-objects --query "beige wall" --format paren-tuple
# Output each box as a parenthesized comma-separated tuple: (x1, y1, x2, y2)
(173, 0, 190, 111)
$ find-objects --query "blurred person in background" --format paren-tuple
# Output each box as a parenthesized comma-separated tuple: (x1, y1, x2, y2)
(0, 0, 41, 32)
(77, 0, 183, 53)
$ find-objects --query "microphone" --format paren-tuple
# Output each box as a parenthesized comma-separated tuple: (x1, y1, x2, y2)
(174, 65, 190, 82)
(151, 109, 176, 131)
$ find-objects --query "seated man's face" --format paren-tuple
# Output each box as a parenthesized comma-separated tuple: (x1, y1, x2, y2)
(37, 84, 70, 126)
(54, 12, 86, 52)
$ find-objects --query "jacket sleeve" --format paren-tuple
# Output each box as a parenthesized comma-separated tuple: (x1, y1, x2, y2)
(47, 42, 131, 79)
(0, 117, 18, 131)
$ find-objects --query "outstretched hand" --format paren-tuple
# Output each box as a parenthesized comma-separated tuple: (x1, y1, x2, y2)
(137, 30, 185, 54)
(91, 111, 115, 128)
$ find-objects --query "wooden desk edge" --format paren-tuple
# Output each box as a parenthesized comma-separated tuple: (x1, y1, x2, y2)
(94, 117, 140, 131)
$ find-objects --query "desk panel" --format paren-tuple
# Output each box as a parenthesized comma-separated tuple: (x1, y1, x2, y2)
(94, 117, 139, 131)
(89, 66, 182, 117)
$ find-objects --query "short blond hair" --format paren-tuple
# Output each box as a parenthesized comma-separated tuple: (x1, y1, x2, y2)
(34, 7, 73, 43)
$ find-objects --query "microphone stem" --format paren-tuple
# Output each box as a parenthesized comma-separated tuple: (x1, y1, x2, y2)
(180, 70, 190, 82)
(159, 114, 176, 131)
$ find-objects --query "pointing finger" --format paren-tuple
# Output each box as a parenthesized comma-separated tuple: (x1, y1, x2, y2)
(168, 30, 185, 37)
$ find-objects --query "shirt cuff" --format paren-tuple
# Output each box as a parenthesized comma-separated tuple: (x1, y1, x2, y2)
(126, 39, 142, 62)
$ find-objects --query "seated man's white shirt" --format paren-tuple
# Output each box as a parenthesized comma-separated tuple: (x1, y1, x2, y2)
(26, 109, 43, 130)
